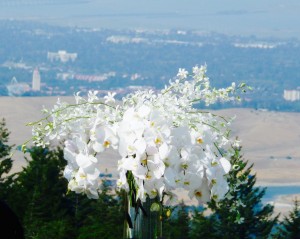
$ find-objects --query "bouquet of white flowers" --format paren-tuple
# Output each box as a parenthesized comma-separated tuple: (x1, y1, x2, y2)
(26, 65, 247, 238)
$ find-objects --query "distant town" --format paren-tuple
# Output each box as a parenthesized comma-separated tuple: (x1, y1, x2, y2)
(0, 20, 300, 111)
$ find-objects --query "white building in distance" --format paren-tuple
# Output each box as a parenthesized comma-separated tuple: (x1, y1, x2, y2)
(32, 68, 41, 91)
(283, 89, 300, 101)
(47, 50, 77, 63)
(6, 77, 30, 96)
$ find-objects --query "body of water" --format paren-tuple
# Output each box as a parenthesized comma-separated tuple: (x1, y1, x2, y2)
(0, 0, 300, 38)
(261, 186, 300, 203)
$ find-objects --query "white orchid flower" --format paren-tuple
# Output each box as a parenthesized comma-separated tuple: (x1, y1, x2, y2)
(30, 64, 240, 204)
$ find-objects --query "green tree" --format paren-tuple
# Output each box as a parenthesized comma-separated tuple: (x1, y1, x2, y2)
(275, 199, 300, 239)
(7, 145, 127, 239)
(162, 201, 190, 239)
(189, 208, 217, 239)
(190, 142, 278, 239)
(11, 147, 72, 239)
(0, 118, 25, 238)
(0, 118, 14, 199)
(77, 180, 124, 239)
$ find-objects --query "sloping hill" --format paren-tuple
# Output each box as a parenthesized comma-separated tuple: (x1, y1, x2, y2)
(217, 108, 300, 186)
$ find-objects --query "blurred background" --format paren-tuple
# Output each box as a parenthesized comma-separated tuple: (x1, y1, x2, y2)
(0, 0, 300, 230)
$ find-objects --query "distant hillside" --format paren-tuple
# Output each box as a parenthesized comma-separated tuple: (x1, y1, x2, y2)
(216, 108, 300, 186)
(1, 96, 300, 187)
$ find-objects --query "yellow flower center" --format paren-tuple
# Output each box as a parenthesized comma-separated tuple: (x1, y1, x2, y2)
(181, 163, 188, 170)
(151, 190, 157, 196)
(141, 158, 147, 165)
(196, 137, 203, 144)
(212, 194, 218, 200)
(211, 179, 217, 185)
(195, 191, 202, 197)
(155, 137, 162, 144)
(103, 140, 111, 148)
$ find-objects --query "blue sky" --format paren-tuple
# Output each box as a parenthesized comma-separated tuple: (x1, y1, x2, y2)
(0, 0, 299, 38)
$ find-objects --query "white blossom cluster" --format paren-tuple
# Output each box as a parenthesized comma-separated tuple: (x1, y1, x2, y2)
(30, 65, 243, 205)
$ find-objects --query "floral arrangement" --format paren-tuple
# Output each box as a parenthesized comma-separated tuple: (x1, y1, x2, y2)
(27, 65, 246, 207)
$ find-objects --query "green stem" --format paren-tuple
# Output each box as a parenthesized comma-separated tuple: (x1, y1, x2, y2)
(26, 101, 115, 126)
(123, 191, 131, 239)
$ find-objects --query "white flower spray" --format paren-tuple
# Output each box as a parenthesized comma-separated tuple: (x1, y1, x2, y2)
(26, 65, 249, 206)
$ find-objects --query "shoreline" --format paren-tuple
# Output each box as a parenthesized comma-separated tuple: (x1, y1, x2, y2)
(255, 182, 300, 187)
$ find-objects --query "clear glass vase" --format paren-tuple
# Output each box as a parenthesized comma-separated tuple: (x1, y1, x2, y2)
(124, 194, 162, 239)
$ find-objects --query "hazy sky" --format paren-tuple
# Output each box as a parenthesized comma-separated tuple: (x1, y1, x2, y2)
(0, 0, 300, 38)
